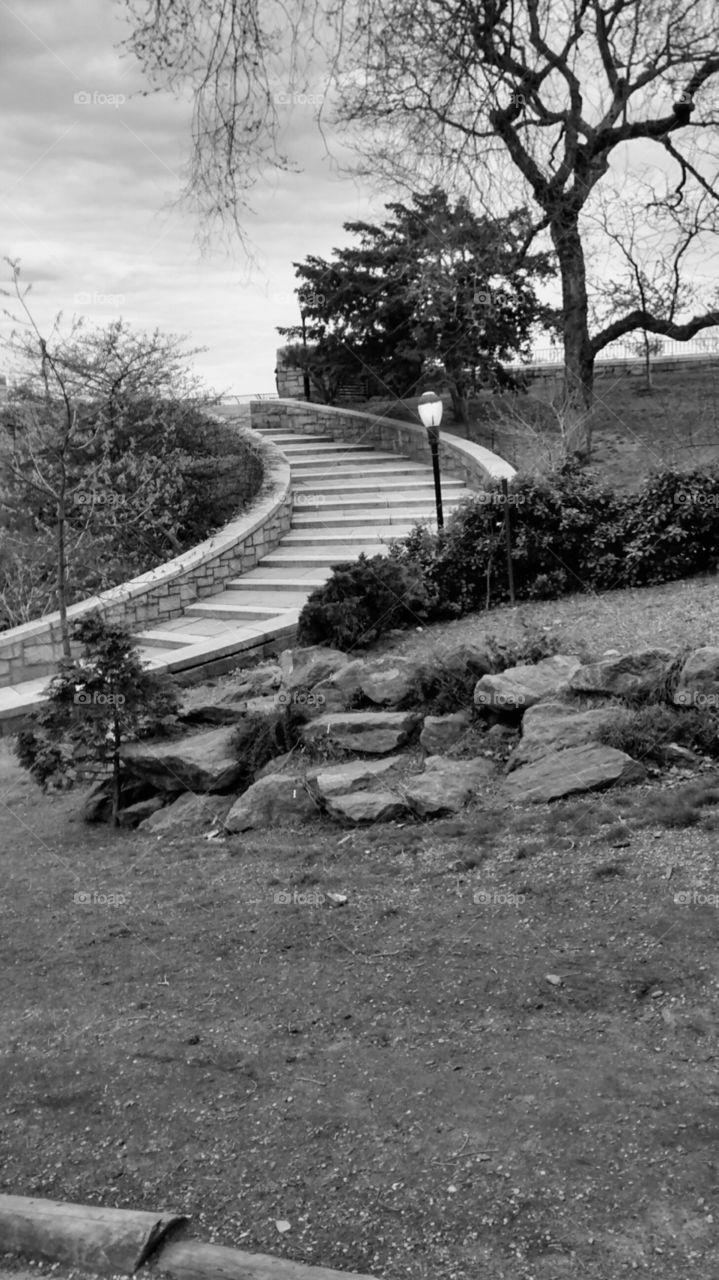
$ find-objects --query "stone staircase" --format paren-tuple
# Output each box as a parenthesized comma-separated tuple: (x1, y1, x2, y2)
(0, 416, 488, 731)
(130, 424, 471, 670)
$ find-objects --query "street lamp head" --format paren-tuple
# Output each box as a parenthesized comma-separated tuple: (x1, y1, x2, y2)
(417, 390, 444, 433)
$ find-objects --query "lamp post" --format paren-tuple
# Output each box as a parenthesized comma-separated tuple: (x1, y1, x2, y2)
(417, 390, 444, 530)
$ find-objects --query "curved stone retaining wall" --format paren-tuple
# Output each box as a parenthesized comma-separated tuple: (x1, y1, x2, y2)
(250, 399, 516, 486)
(0, 426, 292, 689)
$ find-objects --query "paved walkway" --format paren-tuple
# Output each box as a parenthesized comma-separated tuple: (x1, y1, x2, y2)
(0, 414, 504, 730)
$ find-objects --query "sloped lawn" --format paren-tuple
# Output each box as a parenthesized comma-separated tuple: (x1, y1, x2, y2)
(2, 729, 718, 1280)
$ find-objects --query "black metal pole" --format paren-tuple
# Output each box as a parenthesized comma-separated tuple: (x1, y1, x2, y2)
(501, 477, 515, 605)
(430, 435, 444, 530)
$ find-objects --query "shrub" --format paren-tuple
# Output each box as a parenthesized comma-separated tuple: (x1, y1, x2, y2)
(15, 616, 180, 824)
(297, 554, 434, 650)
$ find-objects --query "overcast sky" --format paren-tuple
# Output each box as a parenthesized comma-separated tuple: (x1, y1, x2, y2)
(2, 2, 718, 399)
(0, 0, 384, 396)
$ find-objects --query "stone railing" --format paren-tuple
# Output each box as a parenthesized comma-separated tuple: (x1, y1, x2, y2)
(250, 399, 516, 487)
(0, 425, 292, 689)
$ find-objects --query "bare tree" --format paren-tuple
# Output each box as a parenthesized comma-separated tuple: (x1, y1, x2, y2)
(588, 177, 716, 391)
(122, 0, 719, 455)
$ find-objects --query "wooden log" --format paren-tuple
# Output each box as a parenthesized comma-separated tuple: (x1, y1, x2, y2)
(149, 1239, 379, 1280)
(0, 1195, 188, 1275)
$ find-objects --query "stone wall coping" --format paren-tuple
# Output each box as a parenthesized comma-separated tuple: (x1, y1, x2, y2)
(0, 424, 290, 648)
(262, 399, 516, 483)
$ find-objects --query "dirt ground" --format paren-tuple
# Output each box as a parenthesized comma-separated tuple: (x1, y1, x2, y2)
(2, 712, 718, 1280)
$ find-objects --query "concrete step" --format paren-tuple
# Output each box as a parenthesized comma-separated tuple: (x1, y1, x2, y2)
(291, 465, 432, 483)
(262, 432, 335, 443)
(222, 585, 313, 606)
(261, 547, 387, 568)
(288, 453, 418, 471)
(280, 441, 377, 454)
(292, 499, 465, 519)
(292, 475, 466, 493)
(133, 628, 213, 648)
(185, 599, 291, 621)
(231, 569, 333, 591)
(282, 528, 415, 545)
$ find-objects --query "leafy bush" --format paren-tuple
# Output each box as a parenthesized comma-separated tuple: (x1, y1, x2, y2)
(297, 554, 434, 650)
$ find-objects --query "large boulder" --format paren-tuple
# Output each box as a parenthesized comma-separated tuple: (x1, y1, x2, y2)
(301, 711, 423, 755)
(673, 647, 719, 709)
(420, 710, 472, 754)
(359, 656, 419, 707)
(279, 645, 349, 692)
(121, 726, 244, 795)
(224, 774, 319, 833)
(474, 655, 582, 714)
(403, 755, 497, 817)
(309, 756, 406, 801)
(501, 744, 646, 804)
(325, 790, 410, 824)
(140, 792, 233, 835)
(442, 639, 499, 677)
(569, 649, 675, 699)
(507, 700, 625, 770)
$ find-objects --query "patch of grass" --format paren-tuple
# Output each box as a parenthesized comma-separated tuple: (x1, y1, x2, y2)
(598, 702, 719, 761)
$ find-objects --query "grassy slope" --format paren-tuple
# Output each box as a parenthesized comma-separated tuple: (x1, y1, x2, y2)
(3, 577, 719, 1280)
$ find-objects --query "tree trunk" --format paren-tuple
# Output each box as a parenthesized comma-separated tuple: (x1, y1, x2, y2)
(112, 718, 121, 827)
(643, 333, 653, 392)
(550, 214, 595, 460)
(447, 373, 469, 429)
(56, 485, 71, 659)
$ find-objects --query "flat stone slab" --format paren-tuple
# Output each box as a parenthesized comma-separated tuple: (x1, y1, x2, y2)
(224, 773, 318, 832)
(325, 789, 410, 824)
(507, 700, 624, 769)
(501, 743, 646, 804)
(569, 649, 675, 699)
(140, 792, 233, 835)
(121, 726, 244, 794)
(403, 755, 497, 817)
(420, 710, 472, 754)
(309, 756, 406, 801)
(673, 646, 719, 709)
(301, 711, 423, 754)
(474, 655, 582, 713)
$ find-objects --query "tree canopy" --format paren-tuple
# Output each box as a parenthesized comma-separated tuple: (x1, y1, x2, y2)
(277, 187, 557, 420)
